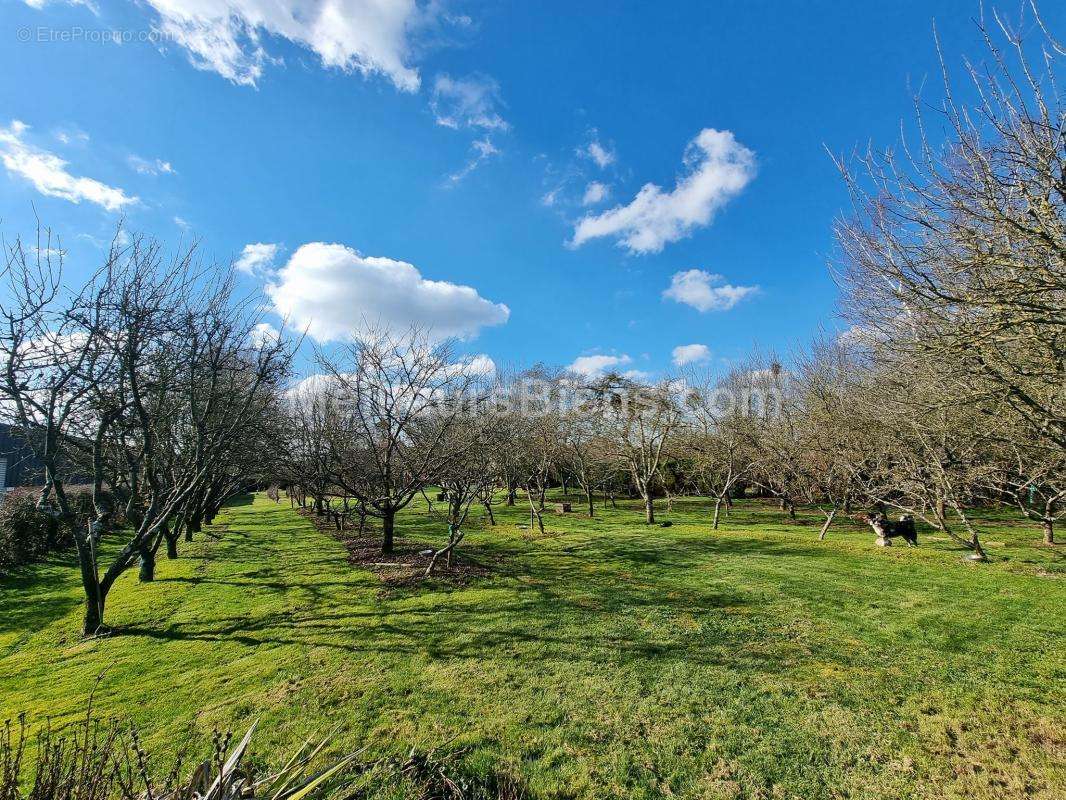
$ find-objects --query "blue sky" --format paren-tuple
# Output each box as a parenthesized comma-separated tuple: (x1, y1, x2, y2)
(3, 0, 1058, 380)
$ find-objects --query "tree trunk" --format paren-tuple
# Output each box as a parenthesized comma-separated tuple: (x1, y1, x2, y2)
(78, 548, 105, 636)
(165, 533, 178, 559)
(138, 544, 155, 582)
(186, 511, 201, 541)
(819, 509, 836, 541)
(712, 497, 722, 530)
(82, 589, 104, 636)
(1043, 519, 1055, 545)
(526, 490, 545, 535)
(644, 495, 655, 524)
(506, 484, 516, 506)
(484, 501, 495, 525)
(585, 486, 594, 518)
(382, 508, 395, 554)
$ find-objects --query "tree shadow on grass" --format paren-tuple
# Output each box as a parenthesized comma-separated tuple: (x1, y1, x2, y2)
(0, 555, 83, 640)
(112, 523, 840, 680)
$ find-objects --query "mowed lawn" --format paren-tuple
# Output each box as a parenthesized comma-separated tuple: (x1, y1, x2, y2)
(1, 493, 1063, 799)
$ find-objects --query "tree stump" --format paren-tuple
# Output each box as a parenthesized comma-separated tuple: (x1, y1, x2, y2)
(555, 502, 572, 514)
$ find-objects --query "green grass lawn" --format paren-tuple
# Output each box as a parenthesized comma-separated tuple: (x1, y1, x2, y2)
(1, 493, 1063, 799)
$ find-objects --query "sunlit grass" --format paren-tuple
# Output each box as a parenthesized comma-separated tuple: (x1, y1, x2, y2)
(1, 492, 1063, 799)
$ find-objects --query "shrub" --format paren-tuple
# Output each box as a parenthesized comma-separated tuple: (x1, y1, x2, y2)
(0, 486, 94, 575)
(0, 489, 59, 573)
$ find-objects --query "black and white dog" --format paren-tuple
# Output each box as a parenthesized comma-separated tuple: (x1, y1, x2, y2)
(863, 512, 918, 547)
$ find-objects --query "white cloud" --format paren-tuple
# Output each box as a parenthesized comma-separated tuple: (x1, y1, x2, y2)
(141, 0, 425, 90)
(173, 216, 190, 229)
(579, 131, 615, 169)
(449, 353, 496, 380)
(568, 353, 632, 379)
(128, 155, 176, 175)
(581, 181, 609, 206)
(250, 321, 280, 346)
(265, 242, 510, 342)
(663, 269, 758, 312)
(462, 353, 496, 376)
(284, 372, 342, 403)
(34, 246, 68, 260)
(571, 128, 755, 254)
(672, 343, 711, 366)
(53, 126, 90, 146)
(0, 121, 137, 212)
(431, 73, 508, 131)
(541, 187, 561, 207)
(837, 324, 883, 348)
(286, 351, 495, 405)
(446, 137, 499, 185)
(234, 242, 279, 275)
(22, 0, 98, 11)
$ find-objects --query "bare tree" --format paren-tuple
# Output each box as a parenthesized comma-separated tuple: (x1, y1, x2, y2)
(682, 366, 762, 530)
(834, 7, 1065, 455)
(590, 374, 682, 525)
(987, 428, 1065, 544)
(426, 403, 500, 575)
(851, 354, 1002, 559)
(1, 226, 292, 634)
(560, 395, 611, 518)
(789, 339, 880, 539)
(319, 328, 476, 554)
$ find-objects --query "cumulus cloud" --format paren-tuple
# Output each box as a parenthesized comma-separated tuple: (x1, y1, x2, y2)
(461, 353, 496, 376)
(265, 242, 509, 342)
(234, 242, 279, 275)
(448, 353, 496, 380)
(0, 121, 137, 211)
(581, 181, 609, 206)
(286, 351, 495, 405)
(672, 343, 711, 366)
(250, 321, 280, 347)
(571, 128, 754, 254)
(431, 73, 508, 131)
(837, 324, 884, 348)
(141, 0, 425, 90)
(663, 269, 758, 312)
(578, 131, 615, 169)
(568, 353, 632, 379)
(128, 155, 176, 175)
